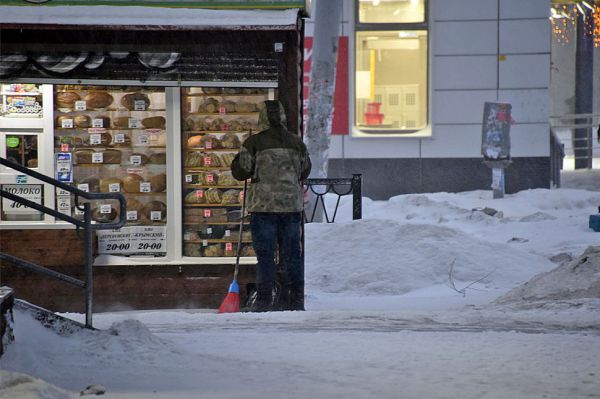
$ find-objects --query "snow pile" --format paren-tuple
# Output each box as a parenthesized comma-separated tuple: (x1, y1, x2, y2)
(85, 319, 169, 355)
(0, 370, 73, 399)
(305, 219, 553, 295)
(494, 245, 600, 307)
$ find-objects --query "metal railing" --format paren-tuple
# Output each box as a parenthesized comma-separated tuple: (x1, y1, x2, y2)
(304, 174, 362, 223)
(550, 113, 600, 169)
(0, 157, 126, 328)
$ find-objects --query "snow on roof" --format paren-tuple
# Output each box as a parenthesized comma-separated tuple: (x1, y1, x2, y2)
(0, 6, 300, 28)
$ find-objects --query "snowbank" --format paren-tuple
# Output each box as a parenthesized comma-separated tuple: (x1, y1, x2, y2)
(0, 370, 73, 399)
(494, 245, 600, 306)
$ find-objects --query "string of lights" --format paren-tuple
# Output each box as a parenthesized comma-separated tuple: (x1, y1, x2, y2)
(550, 0, 599, 46)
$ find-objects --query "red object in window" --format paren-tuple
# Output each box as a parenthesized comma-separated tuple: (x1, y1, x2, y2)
(365, 102, 384, 125)
(366, 102, 381, 113)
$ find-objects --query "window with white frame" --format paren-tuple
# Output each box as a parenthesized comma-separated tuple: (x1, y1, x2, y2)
(355, 0, 428, 133)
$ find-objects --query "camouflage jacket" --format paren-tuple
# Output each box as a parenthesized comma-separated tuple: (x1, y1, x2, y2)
(231, 101, 311, 213)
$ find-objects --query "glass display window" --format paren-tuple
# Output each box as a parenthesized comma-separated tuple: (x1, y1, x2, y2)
(181, 87, 272, 258)
(53, 84, 167, 256)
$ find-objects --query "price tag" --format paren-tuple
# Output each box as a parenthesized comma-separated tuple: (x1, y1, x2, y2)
(108, 183, 120, 192)
(195, 190, 204, 198)
(225, 243, 233, 251)
(203, 156, 212, 166)
(90, 134, 101, 145)
(140, 182, 151, 193)
(92, 118, 105, 128)
(128, 118, 141, 129)
(61, 118, 74, 129)
(100, 204, 112, 214)
(130, 155, 142, 165)
(75, 101, 86, 111)
(57, 197, 71, 213)
(222, 124, 229, 132)
(127, 211, 138, 220)
(134, 100, 147, 111)
(185, 174, 193, 183)
(92, 152, 104, 163)
(205, 140, 212, 150)
(206, 174, 214, 183)
(60, 143, 70, 152)
(150, 211, 162, 221)
(74, 207, 85, 216)
(204, 209, 211, 218)
(114, 133, 125, 144)
(77, 183, 90, 192)
(184, 232, 191, 240)
(206, 227, 213, 234)
(219, 106, 226, 115)
(139, 134, 149, 145)
(225, 229, 231, 237)
(202, 240, 208, 246)
(57, 188, 70, 196)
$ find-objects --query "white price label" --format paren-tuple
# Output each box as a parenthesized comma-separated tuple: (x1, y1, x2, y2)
(185, 174, 193, 183)
(57, 197, 71, 213)
(128, 118, 141, 129)
(140, 182, 151, 193)
(126, 210, 138, 221)
(130, 155, 142, 165)
(74, 207, 85, 216)
(202, 240, 208, 246)
(92, 118, 104, 128)
(61, 118, 74, 129)
(92, 152, 104, 163)
(206, 227, 213, 234)
(184, 232, 191, 240)
(139, 134, 149, 145)
(77, 183, 90, 192)
(90, 134, 101, 145)
(100, 204, 112, 214)
(57, 188, 70, 196)
(114, 133, 125, 144)
(150, 211, 162, 221)
(75, 101, 86, 111)
(225, 229, 231, 237)
(134, 100, 146, 111)
(108, 183, 120, 192)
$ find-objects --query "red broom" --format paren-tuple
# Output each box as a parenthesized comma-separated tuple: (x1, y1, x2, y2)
(218, 175, 249, 314)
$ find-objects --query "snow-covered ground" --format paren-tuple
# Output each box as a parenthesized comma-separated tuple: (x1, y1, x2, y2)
(1, 170, 600, 399)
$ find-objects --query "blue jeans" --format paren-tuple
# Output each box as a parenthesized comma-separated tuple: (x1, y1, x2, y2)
(250, 212, 303, 289)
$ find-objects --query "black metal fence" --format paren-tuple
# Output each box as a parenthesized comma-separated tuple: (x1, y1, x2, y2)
(304, 174, 362, 223)
(0, 157, 126, 328)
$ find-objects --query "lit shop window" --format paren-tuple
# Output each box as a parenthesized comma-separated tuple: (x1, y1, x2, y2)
(5, 134, 39, 168)
(355, 31, 428, 131)
(358, 0, 425, 23)
(355, 0, 428, 133)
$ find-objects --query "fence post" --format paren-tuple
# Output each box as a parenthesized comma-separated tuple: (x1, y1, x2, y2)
(352, 174, 362, 220)
(84, 203, 94, 329)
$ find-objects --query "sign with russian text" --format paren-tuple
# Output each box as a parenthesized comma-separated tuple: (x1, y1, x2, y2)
(97, 226, 167, 255)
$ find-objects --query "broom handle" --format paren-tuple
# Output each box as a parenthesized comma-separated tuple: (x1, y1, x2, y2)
(233, 129, 252, 281)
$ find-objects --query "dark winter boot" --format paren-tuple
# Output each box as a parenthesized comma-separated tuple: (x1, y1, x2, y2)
(251, 285, 273, 312)
(287, 282, 305, 311)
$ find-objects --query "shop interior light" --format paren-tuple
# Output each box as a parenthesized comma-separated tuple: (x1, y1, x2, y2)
(372, 0, 381, 6)
(576, 3, 585, 14)
(582, 1, 594, 10)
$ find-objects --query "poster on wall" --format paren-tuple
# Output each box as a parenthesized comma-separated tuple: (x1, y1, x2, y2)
(97, 225, 167, 255)
(481, 102, 512, 161)
(54, 152, 73, 183)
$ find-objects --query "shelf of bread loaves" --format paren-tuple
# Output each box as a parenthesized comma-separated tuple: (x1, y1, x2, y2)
(55, 89, 166, 114)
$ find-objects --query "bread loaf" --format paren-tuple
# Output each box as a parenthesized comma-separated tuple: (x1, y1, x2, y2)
(183, 117, 196, 131)
(123, 174, 144, 193)
(55, 115, 74, 128)
(241, 245, 256, 257)
(221, 189, 240, 205)
(203, 244, 223, 257)
(113, 116, 130, 129)
(198, 97, 219, 113)
(93, 116, 111, 128)
(150, 173, 167, 192)
(205, 188, 222, 204)
(111, 133, 131, 147)
(220, 132, 241, 149)
(56, 92, 80, 109)
(92, 205, 118, 223)
(121, 92, 150, 111)
(74, 149, 95, 164)
(102, 149, 122, 164)
(142, 200, 167, 221)
(187, 135, 203, 148)
(234, 101, 256, 113)
(219, 100, 236, 113)
(202, 87, 222, 95)
(74, 115, 91, 128)
(78, 176, 100, 192)
(184, 190, 206, 204)
(100, 177, 122, 193)
(84, 91, 114, 109)
(217, 171, 238, 186)
(126, 197, 143, 220)
(184, 152, 204, 168)
(184, 243, 202, 257)
(219, 153, 235, 167)
(148, 152, 166, 164)
(129, 153, 149, 165)
(89, 133, 112, 147)
(141, 116, 165, 129)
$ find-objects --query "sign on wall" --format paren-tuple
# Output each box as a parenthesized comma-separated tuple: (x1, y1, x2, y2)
(1, 184, 43, 215)
(303, 36, 349, 135)
(97, 226, 167, 255)
(481, 102, 512, 161)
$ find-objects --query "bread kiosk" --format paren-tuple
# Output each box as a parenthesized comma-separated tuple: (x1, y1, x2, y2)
(0, 1, 308, 311)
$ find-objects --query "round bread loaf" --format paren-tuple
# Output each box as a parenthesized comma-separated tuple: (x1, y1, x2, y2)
(56, 92, 81, 109)
(142, 200, 167, 221)
(55, 115, 74, 128)
(121, 92, 150, 111)
(187, 135, 203, 148)
(150, 173, 167, 192)
(74, 149, 95, 164)
(99, 177, 122, 193)
(113, 116, 130, 129)
(92, 205, 118, 223)
(93, 115, 111, 128)
(74, 115, 91, 128)
(78, 176, 100, 192)
(123, 173, 144, 193)
(220, 132, 241, 149)
(102, 149, 122, 164)
(141, 116, 166, 129)
(125, 197, 143, 218)
(84, 91, 114, 109)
